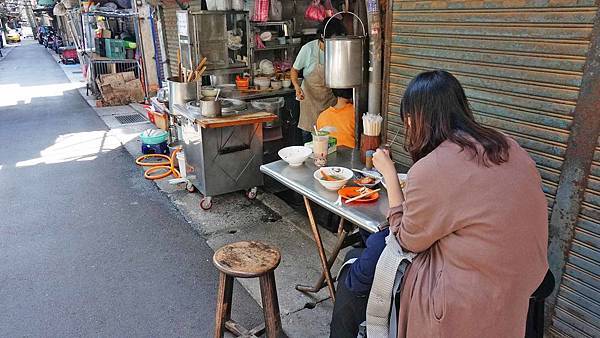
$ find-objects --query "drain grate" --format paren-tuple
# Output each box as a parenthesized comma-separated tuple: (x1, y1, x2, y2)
(115, 114, 146, 124)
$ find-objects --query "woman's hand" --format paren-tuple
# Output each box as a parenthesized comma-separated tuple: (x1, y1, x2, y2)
(373, 148, 396, 178)
(374, 148, 405, 209)
(290, 67, 304, 100)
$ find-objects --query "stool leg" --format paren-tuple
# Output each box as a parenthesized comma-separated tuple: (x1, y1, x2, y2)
(214, 272, 233, 338)
(259, 271, 282, 338)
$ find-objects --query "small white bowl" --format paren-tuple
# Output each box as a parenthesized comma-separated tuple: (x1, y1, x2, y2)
(313, 167, 354, 191)
(282, 79, 291, 88)
(271, 80, 282, 90)
(278, 146, 312, 167)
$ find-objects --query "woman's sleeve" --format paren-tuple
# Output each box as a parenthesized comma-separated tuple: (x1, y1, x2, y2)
(388, 161, 456, 253)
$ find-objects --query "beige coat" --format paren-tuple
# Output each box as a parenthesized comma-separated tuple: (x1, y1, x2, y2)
(389, 137, 548, 338)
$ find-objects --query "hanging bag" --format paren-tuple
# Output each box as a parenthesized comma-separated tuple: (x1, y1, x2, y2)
(270, 0, 283, 21)
(305, 0, 327, 22)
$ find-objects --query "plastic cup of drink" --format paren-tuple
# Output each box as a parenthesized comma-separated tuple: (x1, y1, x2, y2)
(312, 133, 329, 167)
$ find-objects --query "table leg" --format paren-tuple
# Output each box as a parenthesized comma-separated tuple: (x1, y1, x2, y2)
(296, 218, 348, 293)
(302, 196, 336, 302)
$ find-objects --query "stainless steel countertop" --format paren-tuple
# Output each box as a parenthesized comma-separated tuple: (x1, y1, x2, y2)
(260, 148, 389, 233)
(222, 88, 295, 101)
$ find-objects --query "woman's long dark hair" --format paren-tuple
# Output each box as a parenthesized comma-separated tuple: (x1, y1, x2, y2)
(401, 70, 509, 165)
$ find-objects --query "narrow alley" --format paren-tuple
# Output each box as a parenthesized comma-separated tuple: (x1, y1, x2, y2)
(0, 42, 262, 336)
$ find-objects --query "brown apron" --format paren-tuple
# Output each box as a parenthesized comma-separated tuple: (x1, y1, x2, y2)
(298, 44, 337, 132)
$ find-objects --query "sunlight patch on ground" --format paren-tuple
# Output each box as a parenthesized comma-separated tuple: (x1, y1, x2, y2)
(0, 82, 86, 107)
(15, 131, 122, 167)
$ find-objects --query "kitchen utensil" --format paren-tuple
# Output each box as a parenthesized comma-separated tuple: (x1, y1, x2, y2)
(201, 86, 219, 97)
(352, 171, 381, 188)
(167, 77, 198, 113)
(343, 187, 381, 204)
(220, 98, 247, 114)
(278, 146, 312, 166)
(259, 31, 272, 41)
(313, 167, 353, 191)
(235, 76, 249, 89)
(199, 97, 221, 117)
(254, 76, 271, 90)
(324, 12, 366, 88)
(214, 88, 221, 101)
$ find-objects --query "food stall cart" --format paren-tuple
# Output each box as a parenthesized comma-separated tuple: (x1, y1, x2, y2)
(176, 104, 277, 210)
(260, 148, 389, 301)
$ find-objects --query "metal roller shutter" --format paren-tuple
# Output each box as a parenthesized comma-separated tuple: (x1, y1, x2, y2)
(384, 1, 599, 336)
(550, 142, 600, 337)
(161, 3, 180, 77)
(385, 0, 597, 208)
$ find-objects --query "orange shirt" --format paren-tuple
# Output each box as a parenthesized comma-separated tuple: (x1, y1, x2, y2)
(316, 102, 355, 148)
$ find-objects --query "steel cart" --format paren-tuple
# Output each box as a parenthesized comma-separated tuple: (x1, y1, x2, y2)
(174, 104, 276, 210)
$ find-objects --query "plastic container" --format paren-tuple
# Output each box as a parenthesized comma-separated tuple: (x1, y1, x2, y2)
(140, 129, 168, 145)
(104, 38, 125, 59)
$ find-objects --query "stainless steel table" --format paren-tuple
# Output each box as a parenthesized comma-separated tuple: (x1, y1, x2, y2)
(260, 148, 389, 301)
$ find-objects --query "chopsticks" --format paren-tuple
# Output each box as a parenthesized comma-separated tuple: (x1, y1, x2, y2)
(344, 188, 381, 204)
(187, 57, 208, 82)
(362, 113, 383, 137)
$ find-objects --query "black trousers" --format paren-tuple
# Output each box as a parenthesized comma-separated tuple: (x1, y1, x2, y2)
(330, 248, 368, 338)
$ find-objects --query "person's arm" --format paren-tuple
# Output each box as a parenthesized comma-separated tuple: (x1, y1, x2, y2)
(373, 148, 404, 209)
(345, 228, 390, 295)
(374, 149, 455, 253)
(290, 67, 304, 100)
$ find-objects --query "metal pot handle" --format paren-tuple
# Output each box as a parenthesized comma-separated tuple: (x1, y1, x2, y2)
(323, 11, 366, 39)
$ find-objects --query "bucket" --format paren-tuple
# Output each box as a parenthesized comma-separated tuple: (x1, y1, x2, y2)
(324, 12, 366, 88)
(167, 77, 198, 114)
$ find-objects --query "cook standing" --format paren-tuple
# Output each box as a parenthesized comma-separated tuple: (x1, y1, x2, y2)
(290, 18, 347, 143)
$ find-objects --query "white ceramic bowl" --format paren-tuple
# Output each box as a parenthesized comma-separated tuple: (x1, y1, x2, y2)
(201, 86, 218, 97)
(278, 146, 312, 167)
(254, 77, 270, 90)
(313, 167, 354, 191)
(282, 79, 291, 88)
(271, 80, 282, 90)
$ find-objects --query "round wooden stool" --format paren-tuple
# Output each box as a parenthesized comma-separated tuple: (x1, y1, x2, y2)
(213, 241, 282, 338)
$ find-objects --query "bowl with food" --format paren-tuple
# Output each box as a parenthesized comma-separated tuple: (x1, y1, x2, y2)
(313, 167, 354, 191)
(278, 146, 312, 167)
(352, 171, 382, 188)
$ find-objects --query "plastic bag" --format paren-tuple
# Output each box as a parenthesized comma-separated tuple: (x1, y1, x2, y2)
(324, 0, 337, 17)
(305, 0, 327, 22)
(252, 0, 269, 22)
(270, 0, 283, 21)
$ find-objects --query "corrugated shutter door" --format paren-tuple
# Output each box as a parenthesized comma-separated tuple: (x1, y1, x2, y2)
(550, 143, 600, 337)
(162, 3, 179, 77)
(385, 1, 599, 335)
(386, 0, 597, 208)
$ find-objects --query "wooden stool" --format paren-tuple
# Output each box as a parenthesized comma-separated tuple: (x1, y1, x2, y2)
(213, 241, 282, 338)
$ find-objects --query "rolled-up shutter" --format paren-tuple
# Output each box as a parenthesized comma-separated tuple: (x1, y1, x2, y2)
(161, 3, 180, 77)
(385, 0, 597, 208)
(384, 1, 599, 336)
(550, 143, 600, 337)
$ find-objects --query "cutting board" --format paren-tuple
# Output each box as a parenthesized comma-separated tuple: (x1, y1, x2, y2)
(196, 111, 277, 129)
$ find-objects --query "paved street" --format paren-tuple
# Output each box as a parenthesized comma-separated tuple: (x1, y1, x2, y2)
(0, 41, 261, 337)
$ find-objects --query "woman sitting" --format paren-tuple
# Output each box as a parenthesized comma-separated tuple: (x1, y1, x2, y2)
(330, 70, 549, 337)
(316, 88, 355, 148)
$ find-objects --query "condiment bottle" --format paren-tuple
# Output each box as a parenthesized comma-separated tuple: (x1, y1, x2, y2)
(365, 150, 375, 170)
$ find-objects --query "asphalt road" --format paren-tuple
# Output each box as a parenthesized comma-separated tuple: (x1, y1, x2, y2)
(0, 41, 262, 337)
